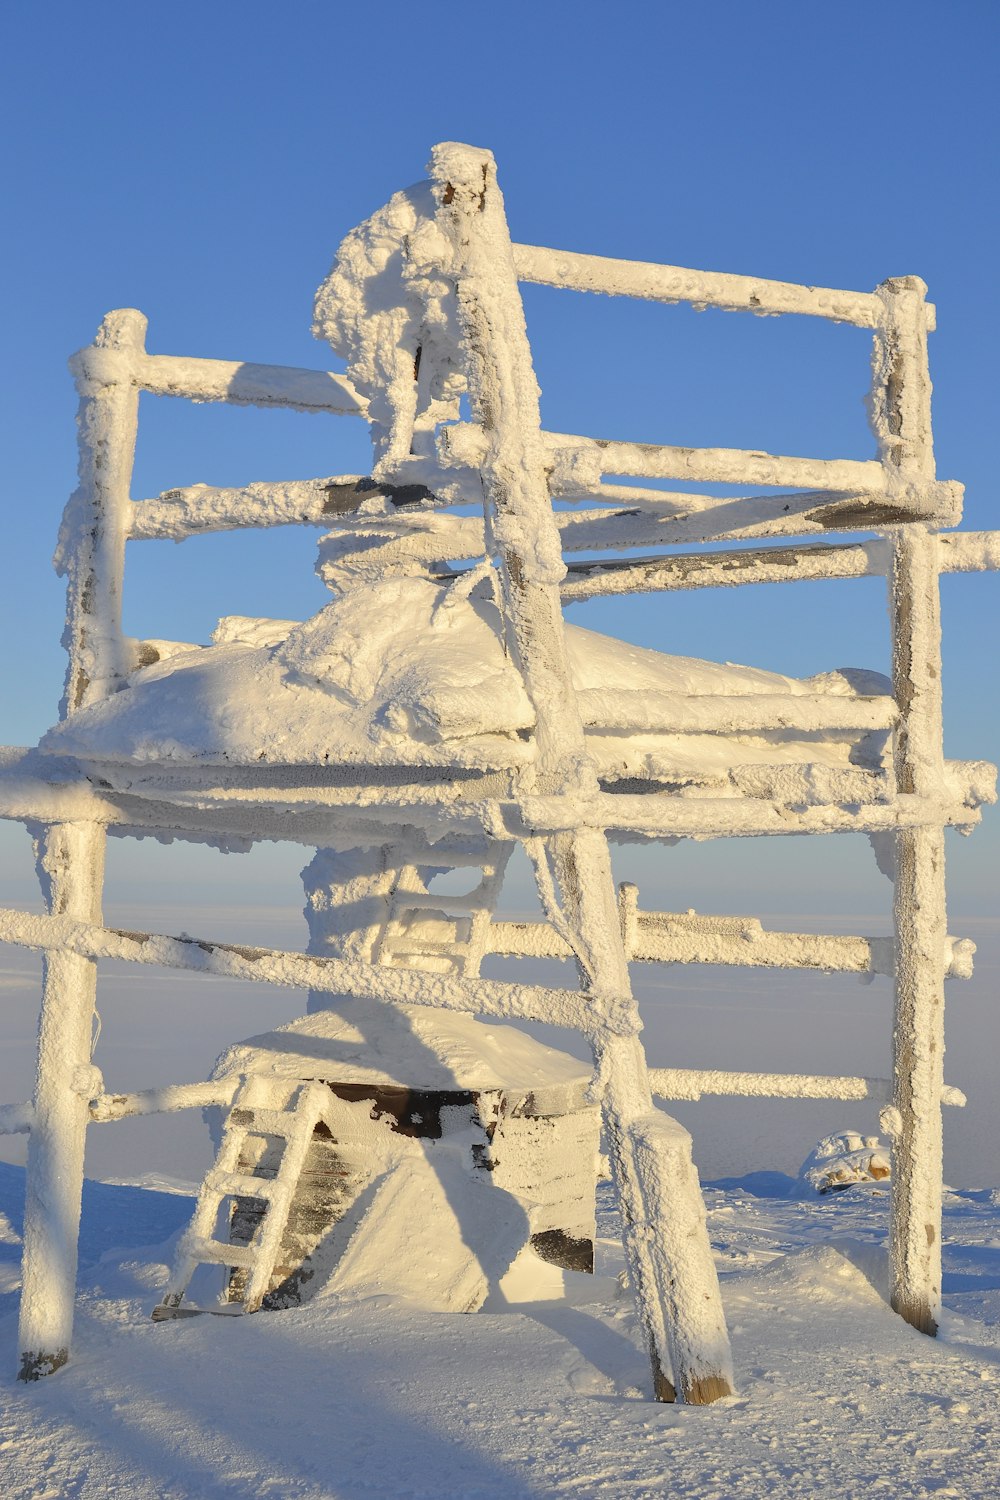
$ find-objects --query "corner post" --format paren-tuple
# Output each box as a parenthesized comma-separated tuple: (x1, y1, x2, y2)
(874, 277, 947, 1335)
(18, 310, 145, 1379)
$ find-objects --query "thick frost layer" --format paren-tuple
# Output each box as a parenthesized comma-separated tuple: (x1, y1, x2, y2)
(312, 182, 463, 473)
(39, 577, 890, 781)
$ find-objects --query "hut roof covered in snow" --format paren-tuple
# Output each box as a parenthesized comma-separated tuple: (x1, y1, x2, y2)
(211, 1001, 593, 1113)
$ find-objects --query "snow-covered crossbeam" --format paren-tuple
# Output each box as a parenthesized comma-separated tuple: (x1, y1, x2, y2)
(556, 490, 963, 550)
(0, 907, 632, 1037)
(563, 530, 1000, 601)
(88, 1080, 238, 1123)
(442, 422, 961, 511)
(647, 1068, 966, 1106)
(490, 913, 975, 980)
(0, 760, 992, 852)
(516, 779, 994, 841)
(512, 242, 937, 330)
(71, 345, 368, 416)
(578, 690, 898, 735)
(1, 1084, 238, 1135)
(127, 475, 433, 541)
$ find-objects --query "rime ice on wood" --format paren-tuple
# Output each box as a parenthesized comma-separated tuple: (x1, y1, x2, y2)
(0, 142, 997, 1408)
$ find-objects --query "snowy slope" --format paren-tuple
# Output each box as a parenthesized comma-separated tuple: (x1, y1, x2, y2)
(2, 1163, 999, 1499)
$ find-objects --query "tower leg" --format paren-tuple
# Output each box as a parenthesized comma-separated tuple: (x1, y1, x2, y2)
(541, 827, 734, 1403)
(889, 825, 946, 1334)
(18, 823, 105, 1379)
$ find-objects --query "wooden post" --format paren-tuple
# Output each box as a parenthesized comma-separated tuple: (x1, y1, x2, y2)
(18, 310, 145, 1379)
(874, 278, 948, 1335)
(429, 143, 733, 1403)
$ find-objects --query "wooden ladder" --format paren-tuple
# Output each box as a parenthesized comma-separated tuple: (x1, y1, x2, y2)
(375, 850, 510, 979)
(152, 1077, 335, 1320)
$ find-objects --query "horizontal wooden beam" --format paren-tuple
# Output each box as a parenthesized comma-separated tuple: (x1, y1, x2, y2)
(0, 907, 632, 1038)
(128, 476, 439, 541)
(89, 1080, 237, 1122)
(647, 1067, 964, 1105)
(578, 690, 897, 735)
(488, 910, 975, 979)
(71, 345, 368, 416)
(563, 530, 1000, 600)
(0, 755, 993, 853)
(445, 421, 899, 496)
(563, 540, 886, 598)
(516, 774, 994, 841)
(513, 243, 935, 330)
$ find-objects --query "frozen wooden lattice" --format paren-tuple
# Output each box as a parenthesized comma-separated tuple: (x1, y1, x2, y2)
(0, 142, 998, 1405)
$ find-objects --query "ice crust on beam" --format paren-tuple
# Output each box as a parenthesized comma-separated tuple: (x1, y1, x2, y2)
(70, 346, 368, 416)
(128, 477, 414, 541)
(488, 913, 975, 980)
(647, 1068, 967, 1106)
(511, 240, 914, 328)
(0, 905, 628, 1038)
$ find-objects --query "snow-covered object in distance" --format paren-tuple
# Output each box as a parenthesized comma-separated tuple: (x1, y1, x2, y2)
(799, 1132, 892, 1194)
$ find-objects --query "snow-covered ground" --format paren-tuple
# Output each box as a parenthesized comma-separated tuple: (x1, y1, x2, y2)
(2, 1163, 999, 1499)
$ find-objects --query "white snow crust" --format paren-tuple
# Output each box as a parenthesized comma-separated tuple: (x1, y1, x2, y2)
(38, 579, 891, 783)
(4, 1164, 1000, 1498)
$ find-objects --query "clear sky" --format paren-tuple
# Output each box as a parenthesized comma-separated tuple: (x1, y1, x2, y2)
(2, 0, 998, 893)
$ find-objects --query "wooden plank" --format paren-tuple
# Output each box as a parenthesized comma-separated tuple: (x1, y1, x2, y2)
(512, 240, 910, 328)
(485, 913, 976, 980)
(70, 344, 368, 415)
(647, 1068, 966, 1105)
(128, 475, 437, 541)
(0, 905, 627, 1037)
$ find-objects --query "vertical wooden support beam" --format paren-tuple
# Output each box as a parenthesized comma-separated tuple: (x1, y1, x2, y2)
(18, 825, 107, 1379)
(874, 278, 947, 1336)
(18, 310, 145, 1379)
(429, 143, 733, 1403)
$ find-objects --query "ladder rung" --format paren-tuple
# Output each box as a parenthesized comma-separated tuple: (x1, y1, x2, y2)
(237, 1107, 317, 1138)
(397, 892, 486, 913)
(186, 1238, 257, 1268)
(151, 1302, 245, 1321)
(387, 940, 472, 957)
(204, 1169, 283, 1200)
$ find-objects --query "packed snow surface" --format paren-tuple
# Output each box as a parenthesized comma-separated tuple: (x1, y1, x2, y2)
(2, 1162, 1000, 1498)
(39, 579, 890, 783)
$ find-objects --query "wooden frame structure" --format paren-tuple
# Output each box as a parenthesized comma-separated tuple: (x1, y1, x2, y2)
(0, 142, 997, 1402)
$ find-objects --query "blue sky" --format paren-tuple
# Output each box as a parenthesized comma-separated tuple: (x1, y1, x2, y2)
(1, 0, 998, 917)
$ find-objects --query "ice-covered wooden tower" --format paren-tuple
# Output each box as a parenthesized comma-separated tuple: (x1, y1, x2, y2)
(1, 142, 998, 1402)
